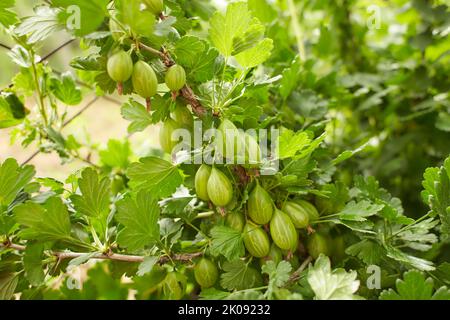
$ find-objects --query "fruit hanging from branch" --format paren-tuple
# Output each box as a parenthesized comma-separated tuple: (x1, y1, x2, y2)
(107, 50, 133, 95)
(194, 258, 218, 288)
(144, 0, 165, 16)
(243, 221, 271, 258)
(206, 167, 233, 207)
(270, 209, 298, 251)
(132, 61, 158, 111)
(165, 64, 186, 98)
(247, 183, 273, 225)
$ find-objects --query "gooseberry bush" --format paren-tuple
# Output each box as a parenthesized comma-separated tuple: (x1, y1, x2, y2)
(0, 0, 449, 300)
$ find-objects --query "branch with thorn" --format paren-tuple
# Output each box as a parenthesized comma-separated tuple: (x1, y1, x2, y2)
(0, 241, 202, 264)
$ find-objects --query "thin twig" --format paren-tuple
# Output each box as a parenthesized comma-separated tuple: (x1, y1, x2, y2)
(288, 256, 313, 283)
(63, 96, 99, 127)
(139, 41, 207, 117)
(39, 39, 76, 62)
(0, 43, 12, 50)
(0, 242, 202, 264)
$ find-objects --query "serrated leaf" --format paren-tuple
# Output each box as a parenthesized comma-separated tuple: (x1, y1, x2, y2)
(23, 243, 45, 286)
(396, 218, 439, 251)
(121, 99, 153, 133)
(380, 270, 450, 300)
(115, 0, 155, 38)
(235, 38, 273, 68)
(52, 0, 109, 36)
(220, 260, 263, 291)
(421, 156, 450, 239)
(15, 6, 63, 43)
(199, 288, 230, 300)
(137, 256, 159, 276)
(345, 239, 384, 265)
(116, 191, 160, 252)
(209, 226, 245, 261)
(337, 200, 384, 222)
(279, 57, 301, 99)
(49, 72, 82, 106)
(127, 157, 183, 199)
(0, 0, 18, 28)
(308, 255, 362, 300)
(70, 168, 111, 218)
(99, 139, 131, 169)
(174, 36, 219, 83)
(277, 130, 311, 159)
(0, 158, 35, 207)
(385, 245, 434, 271)
(0, 273, 18, 300)
(262, 261, 292, 300)
(209, 2, 252, 57)
(14, 197, 72, 242)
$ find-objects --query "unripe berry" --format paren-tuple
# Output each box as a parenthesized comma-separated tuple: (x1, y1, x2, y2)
(107, 50, 133, 83)
(165, 65, 186, 92)
(132, 61, 158, 99)
(144, 0, 164, 15)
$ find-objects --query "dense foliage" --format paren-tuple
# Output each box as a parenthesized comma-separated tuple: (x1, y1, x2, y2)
(0, 0, 449, 300)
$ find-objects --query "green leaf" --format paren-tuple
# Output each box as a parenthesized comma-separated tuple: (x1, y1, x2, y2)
(337, 200, 384, 222)
(277, 130, 311, 159)
(127, 157, 183, 199)
(0, 0, 18, 28)
(421, 156, 450, 239)
(52, 0, 109, 36)
(49, 72, 82, 106)
(308, 255, 362, 300)
(248, 0, 277, 24)
(137, 256, 159, 276)
(220, 260, 263, 291)
(332, 142, 370, 166)
(0, 273, 18, 300)
(262, 261, 292, 300)
(210, 2, 252, 57)
(70, 168, 111, 218)
(0, 158, 35, 207)
(116, 191, 160, 252)
(0, 93, 27, 129)
(121, 99, 153, 134)
(23, 243, 45, 286)
(209, 1, 272, 65)
(380, 270, 450, 300)
(14, 197, 72, 242)
(396, 218, 439, 251)
(115, 0, 155, 38)
(235, 38, 273, 68)
(436, 111, 450, 132)
(15, 6, 63, 43)
(345, 239, 384, 265)
(385, 245, 434, 271)
(199, 288, 230, 300)
(279, 57, 301, 99)
(174, 36, 219, 83)
(209, 226, 245, 261)
(99, 139, 131, 169)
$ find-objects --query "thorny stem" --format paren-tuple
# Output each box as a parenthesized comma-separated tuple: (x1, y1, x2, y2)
(0, 241, 203, 264)
(288, 256, 313, 283)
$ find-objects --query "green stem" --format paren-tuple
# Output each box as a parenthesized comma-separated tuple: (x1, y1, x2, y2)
(387, 211, 434, 240)
(287, 0, 306, 62)
(30, 54, 48, 126)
